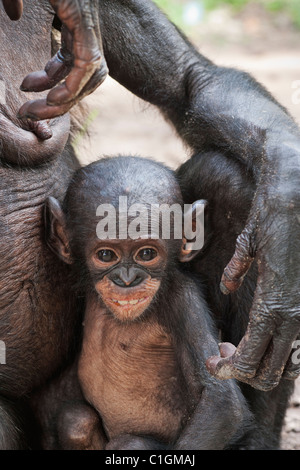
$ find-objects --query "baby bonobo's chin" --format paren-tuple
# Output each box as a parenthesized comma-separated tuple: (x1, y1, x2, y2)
(95, 277, 161, 322)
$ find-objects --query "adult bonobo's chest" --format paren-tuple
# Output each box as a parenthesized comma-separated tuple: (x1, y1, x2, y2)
(78, 303, 190, 444)
(0, 0, 79, 399)
(0, 158, 78, 398)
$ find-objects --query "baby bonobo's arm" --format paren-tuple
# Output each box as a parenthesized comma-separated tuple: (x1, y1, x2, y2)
(173, 280, 253, 450)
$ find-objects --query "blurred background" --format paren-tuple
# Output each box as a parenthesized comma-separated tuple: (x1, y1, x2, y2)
(155, 0, 300, 33)
(76, 0, 300, 170)
(75, 0, 300, 449)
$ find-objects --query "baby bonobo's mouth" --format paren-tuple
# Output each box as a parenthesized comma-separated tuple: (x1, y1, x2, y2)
(105, 296, 153, 322)
(95, 276, 161, 322)
(110, 297, 150, 307)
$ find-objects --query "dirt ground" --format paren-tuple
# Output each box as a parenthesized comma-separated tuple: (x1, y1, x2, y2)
(75, 5, 300, 450)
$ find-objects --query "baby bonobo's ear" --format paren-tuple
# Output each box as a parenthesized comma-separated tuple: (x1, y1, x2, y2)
(44, 196, 73, 264)
(179, 199, 207, 263)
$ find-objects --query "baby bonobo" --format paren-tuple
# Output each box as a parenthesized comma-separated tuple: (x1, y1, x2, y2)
(46, 156, 252, 450)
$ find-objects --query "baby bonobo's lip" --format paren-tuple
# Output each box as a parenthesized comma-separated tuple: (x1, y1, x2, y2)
(109, 297, 150, 307)
(105, 296, 153, 322)
(96, 277, 160, 321)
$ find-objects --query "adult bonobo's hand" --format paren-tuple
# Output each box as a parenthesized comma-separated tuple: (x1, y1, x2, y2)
(11, 0, 108, 121)
(206, 151, 300, 391)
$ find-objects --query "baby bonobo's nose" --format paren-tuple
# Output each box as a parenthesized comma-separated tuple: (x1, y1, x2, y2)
(111, 268, 144, 288)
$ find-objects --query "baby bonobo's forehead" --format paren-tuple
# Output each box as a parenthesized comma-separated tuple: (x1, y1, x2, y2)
(67, 156, 183, 209)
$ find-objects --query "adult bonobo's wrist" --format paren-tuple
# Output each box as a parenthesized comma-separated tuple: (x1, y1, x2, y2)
(220, 167, 300, 299)
(264, 135, 300, 202)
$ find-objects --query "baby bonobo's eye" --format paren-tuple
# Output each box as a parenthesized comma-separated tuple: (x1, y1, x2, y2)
(97, 249, 118, 263)
(136, 248, 157, 262)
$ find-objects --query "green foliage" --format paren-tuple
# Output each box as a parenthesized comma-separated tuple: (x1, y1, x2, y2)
(153, 0, 184, 27)
(203, 0, 250, 10)
(153, 0, 300, 29)
(265, 0, 300, 28)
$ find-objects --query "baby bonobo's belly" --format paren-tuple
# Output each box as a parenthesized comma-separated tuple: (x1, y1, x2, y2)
(78, 309, 188, 444)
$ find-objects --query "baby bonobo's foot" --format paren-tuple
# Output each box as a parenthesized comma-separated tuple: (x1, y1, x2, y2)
(57, 402, 106, 450)
(105, 434, 166, 451)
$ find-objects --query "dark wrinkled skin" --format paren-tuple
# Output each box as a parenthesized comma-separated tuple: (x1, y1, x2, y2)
(0, 0, 82, 448)
(0, 0, 298, 450)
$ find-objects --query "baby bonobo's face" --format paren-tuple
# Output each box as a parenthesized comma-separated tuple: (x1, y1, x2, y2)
(86, 237, 167, 322)
(46, 157, 203, 322)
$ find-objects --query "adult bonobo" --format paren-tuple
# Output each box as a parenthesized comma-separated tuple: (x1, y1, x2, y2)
(1, 0, 299, 450)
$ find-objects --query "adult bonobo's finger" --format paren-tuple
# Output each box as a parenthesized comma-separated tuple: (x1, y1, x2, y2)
(244, 325, 300, 391)
(207, 320, 300, 391)
(2, 0, 23, 20)
(20, 52, 72, 93)
(18, 99, 71, 121)
(19, 66, 105, 120)
(21, 25, 73, 93)
(46, 0, 108, 106)
(207, 311, 273, 382)
(220, 221, 256, 295)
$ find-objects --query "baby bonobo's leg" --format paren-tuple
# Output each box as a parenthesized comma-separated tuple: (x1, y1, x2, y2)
(105, 434, 167, 451)
(57, 402, 107, 450)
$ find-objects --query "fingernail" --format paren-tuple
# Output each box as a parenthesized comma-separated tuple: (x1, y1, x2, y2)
(17, 112, 36, 120)
(20, 82, 30, 92)
(205, 356, 220, 374)
(219, 342, 236, 358)
(28, 120, 53, 140)
(220, 281, 231, 295)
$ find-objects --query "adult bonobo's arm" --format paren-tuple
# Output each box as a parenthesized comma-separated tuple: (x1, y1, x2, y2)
(6, 0, 108, 120)
(12, 0, 300, 391)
